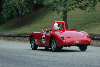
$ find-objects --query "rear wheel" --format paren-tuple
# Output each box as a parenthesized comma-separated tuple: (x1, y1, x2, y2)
(31, 37, 37, 50)
(51, 37, 58, 52)
(79, 45, 87, 51)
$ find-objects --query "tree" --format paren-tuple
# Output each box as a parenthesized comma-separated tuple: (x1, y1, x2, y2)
(13, 0, 29, 25)
(44, 0, 98, 29)
(2, 0, 18, 21)
(1, 0, 35, 25)
(0, 0, 4, 24)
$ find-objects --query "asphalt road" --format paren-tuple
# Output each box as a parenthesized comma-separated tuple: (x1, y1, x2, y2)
(0, 40, 100, 67)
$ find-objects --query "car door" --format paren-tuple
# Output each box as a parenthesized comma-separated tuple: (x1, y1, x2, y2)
(41, 32, 50, 47)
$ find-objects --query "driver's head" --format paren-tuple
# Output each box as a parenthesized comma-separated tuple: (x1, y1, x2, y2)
(54, 23, 60, 30)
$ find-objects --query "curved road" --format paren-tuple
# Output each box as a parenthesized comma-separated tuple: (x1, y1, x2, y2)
(0, 40, 100, 67)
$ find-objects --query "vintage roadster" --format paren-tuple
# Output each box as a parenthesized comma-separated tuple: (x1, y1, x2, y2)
(29, 21, 91, 51)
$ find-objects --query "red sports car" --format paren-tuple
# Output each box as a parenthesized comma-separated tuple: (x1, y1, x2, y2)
(29, 21, 91, 51)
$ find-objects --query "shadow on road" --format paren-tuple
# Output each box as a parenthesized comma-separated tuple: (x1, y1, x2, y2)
(36, 49, 81, 52)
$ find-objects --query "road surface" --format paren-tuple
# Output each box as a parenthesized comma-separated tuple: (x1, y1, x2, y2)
(0, 40, 100, 67)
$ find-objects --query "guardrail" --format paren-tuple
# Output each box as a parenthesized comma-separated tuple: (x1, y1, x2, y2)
(0, 33, 30, 42)
(0, 33, 100, 40)
(0, 33, 30, 37)
(89, 33, 100, 40)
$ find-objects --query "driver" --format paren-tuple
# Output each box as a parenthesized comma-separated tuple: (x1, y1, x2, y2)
(54, 23, 60, 30)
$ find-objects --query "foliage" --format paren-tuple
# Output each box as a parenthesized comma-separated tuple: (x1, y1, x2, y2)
(34, 0, 45, 4)
(2, 0, 17, 20)
(1, 0, 36, 24)
(44, 0, 98, 14)
(1, 0, 45, 24)
(0, 0, 98, 26)
(0, 13, 4, 24)
(44, 0, 98, 28)
(0, 2, 100, 33)
(0, 1, 4, 24)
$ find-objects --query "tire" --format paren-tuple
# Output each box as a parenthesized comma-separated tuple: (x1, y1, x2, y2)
(31, 37, 37, 50)
(51, 37, 58, 52)
(79, 45, 87, 51)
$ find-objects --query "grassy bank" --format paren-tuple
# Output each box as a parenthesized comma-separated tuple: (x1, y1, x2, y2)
(0, 3, 100, 33)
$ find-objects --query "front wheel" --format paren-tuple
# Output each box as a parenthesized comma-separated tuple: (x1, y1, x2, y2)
(79, 45, 87, 51)
(51, 37, 58, 52)
(31, 37, 37, 50)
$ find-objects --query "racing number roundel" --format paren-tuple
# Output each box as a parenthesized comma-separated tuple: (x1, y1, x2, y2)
(42, 35, 45, 43)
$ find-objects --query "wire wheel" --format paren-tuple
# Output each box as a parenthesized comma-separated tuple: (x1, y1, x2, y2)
(51, 37, 58, 52)
(31, 37, 37, 50)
